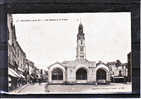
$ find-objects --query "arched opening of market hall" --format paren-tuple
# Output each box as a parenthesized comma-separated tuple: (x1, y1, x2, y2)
(76, 68, 87, 80)
(52, 68, 63, 80)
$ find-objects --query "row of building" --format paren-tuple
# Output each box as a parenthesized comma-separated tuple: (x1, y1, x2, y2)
(8, 14, 48, 91)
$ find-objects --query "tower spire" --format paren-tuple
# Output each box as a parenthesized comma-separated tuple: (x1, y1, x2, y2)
(76, 21, 86, 59)
(77, 22, 84, 40)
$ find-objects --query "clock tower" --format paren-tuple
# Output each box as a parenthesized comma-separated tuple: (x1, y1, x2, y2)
(76, 23, 86, 59)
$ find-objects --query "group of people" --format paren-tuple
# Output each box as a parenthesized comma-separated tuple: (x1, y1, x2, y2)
(28, 73, 42, 84)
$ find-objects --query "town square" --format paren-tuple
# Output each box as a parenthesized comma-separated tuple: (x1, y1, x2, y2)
(8, 13, 132, 94)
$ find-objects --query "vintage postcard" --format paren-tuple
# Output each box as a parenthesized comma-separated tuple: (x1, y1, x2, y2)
(8, 13, 132, 94)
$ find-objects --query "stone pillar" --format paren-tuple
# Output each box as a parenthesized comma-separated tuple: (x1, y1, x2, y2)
(66, 67, 75, 84)
(88, 67, 96, 83)
(106, 72, 111, 82)
(64, 67, 67, 83)
(48, 69, 52, 83)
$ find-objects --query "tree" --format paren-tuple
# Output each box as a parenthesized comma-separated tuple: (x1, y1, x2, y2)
(116, 60, 122, 67)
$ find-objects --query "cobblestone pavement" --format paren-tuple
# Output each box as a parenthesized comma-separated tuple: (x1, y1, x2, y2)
(9, 82, 132, 94)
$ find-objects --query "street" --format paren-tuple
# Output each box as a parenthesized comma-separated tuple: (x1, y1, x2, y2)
(9, 82, 132, 94)
(9, 83, 47, 94)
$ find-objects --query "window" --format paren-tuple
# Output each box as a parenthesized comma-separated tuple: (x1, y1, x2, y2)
(80, 46, 83, 51)
(52, 68, 63, 80)
(81, 40, 83, 45)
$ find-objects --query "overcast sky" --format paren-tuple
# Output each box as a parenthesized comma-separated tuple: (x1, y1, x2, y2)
(12, 13, 131, 69)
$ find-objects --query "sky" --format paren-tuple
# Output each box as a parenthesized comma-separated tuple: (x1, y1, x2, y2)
(12, 13, 131, 69)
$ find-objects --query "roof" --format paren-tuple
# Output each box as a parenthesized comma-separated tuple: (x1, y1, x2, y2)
(15, 41, 26, 56)
(48, 61, 65, 69)
(48, 59, 96, 68)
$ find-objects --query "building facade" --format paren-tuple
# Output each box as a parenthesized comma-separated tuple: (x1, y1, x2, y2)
(107, 61, 128, 82)
(25, 59, 36, 83)
(127, 52, 132, 82)
(8, 14, 27, 90)
(48, 23, 111, 84)
(8, 14, 50, 90)
(25, 59, 44, 83)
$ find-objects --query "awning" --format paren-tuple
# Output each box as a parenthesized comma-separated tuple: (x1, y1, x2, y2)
(19, 73, 25, 78)
(113, 76, 124, 79)
(8, 68, 21, 78)
(8, 70, 17, 77)
(18, 67, 24, 72)
(17, 68, 26, 78)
